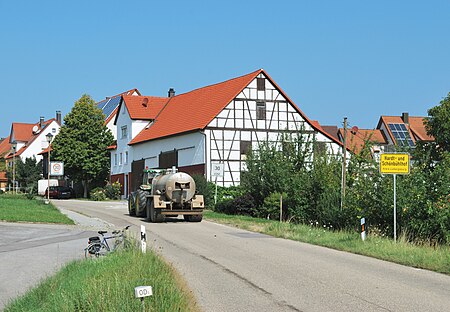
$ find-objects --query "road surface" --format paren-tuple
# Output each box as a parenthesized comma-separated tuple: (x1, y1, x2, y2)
(52, 200, 450, 312)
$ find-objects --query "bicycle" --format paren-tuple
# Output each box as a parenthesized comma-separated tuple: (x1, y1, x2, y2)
(85, 225, 131, 258)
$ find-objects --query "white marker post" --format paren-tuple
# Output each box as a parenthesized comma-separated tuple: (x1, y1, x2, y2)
(140, 225, 146, 253)
(135, 286, 153, 311)
(361, 217, 366, 241)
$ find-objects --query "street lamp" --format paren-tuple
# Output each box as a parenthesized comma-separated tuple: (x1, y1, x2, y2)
(11, 141, 17, 194)
(46, 133, 54, 203)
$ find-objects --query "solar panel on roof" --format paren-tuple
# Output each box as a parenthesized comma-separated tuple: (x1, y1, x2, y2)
(388, 123, 414, 147)
(102, 96, 121, 118)
(97, 99, 108, 110)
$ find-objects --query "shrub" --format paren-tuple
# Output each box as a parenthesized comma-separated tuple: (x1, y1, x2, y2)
(215, 194, 255, 216)
(90, 187, 106, 201)
(105, 181, 121, 200)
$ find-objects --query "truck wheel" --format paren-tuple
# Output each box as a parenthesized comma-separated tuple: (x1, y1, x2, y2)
(147, 200, 164, 223)
(135, 189, 147, 217)
(128, 194, 136, 216)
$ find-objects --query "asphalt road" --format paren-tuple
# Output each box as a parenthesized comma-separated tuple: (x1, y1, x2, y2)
(51, 200, 450, 312)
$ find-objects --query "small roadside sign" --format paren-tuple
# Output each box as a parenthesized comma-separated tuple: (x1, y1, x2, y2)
(211, 163, 224, 178)
(379, 153, 410, 175)
(50, 162, 64, 176)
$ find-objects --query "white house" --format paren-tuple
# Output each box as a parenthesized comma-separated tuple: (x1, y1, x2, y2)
(97, 89, 140, 140)
(6, 112, 62, 164)
(110, 69, 343, 196)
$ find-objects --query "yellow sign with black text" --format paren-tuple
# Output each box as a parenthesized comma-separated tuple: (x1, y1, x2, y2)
(380, 153, 410, 174)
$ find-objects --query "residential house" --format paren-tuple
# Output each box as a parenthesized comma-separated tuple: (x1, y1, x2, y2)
(377, 113, 433, 149)
(110, 69, 343, 196)
(97, 89, 141, 140)
(5, 112, 62, 188)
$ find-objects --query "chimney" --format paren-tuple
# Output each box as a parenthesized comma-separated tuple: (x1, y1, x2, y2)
(168, 88, 175, 98)
(402, 112, 409, 124)
(40, 116, 45, 129)
(56, 111, 62, 125)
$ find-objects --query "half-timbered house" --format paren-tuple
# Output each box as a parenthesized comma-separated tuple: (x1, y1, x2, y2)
(111, 69, 342, 195)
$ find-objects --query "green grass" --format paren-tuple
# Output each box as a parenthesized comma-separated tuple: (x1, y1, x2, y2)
(5, 248, 199, 312)
(204, 210, 450, 275)
(0, 194, 74, 224)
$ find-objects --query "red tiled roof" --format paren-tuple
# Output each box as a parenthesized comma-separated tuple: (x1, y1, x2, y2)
(107, 141, 117, 150)
(129, 70, 262, 144)
(129, 69, 343, 147)
(0, 136, 11, 156)
(409, 116, 434, 141)
(377, 116, 416, 144)
(122, 96, 169, 120)
(7, 119, 56, 159)
(339, 128, 387, 154)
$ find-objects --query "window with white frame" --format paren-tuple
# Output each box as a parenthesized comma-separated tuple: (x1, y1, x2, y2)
(121, 126, 128, 139)
(125, 151, 128, 164)
(119, 153, 123, 165)
(114, 154, 118, 166)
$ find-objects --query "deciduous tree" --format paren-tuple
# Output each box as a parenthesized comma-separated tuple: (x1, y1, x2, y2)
(51, 94, 114, 198)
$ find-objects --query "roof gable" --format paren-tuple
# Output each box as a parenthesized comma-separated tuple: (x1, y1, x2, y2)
(122, 96, 169, 120)
(409, 116, 434, 141)
(129, 69, 262, 144)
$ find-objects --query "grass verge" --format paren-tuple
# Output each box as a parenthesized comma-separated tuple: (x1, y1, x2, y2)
(5, 248, 199, 312)
(0, 194, 74, 224)
(204, 210, 450, 275)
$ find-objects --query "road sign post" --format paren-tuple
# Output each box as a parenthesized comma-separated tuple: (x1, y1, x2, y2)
(379, 153, 410, 242)
(211, 163, 224, 204)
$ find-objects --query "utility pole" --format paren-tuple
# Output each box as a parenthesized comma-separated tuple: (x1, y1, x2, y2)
(341, 117, 347, 209)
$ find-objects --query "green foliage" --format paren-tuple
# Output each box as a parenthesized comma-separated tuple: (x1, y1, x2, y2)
(425, 92, 450, 155)
(90, 187, 107, 201)
(0, 195, 74, 224)
(105, 181, 121, 200)
(51, 94, 114, 198)
(5, 249, 197, 312)
(235, 124, 450, 244)
(215, 194, 256, 216)
(6, 157, 42, 192)
(192, 174, 214, 207)
(258, 192, 287, 220)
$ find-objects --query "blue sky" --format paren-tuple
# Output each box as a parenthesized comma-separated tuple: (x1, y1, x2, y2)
(1, 0, 449, 139)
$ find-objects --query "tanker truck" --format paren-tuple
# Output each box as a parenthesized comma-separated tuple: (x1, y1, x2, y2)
(128, 167, 204, 222)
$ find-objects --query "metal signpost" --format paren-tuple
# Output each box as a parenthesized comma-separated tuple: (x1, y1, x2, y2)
(211, 163, 224, 204)
(379, 153, 410, 242)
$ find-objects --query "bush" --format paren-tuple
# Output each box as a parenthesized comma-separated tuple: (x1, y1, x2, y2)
(90, 187, 106, 201)
(192, 174, 215, 208)
(215, 194, 255, 216)
(105, 181, 121, 200)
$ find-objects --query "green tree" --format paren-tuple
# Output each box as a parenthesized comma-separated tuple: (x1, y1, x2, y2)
(51, 94, 114, 198)
(425, 92, 450, 155)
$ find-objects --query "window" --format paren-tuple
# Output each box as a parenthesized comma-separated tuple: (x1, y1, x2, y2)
(257, 78, 265, 91)
(388, 123, 414, 147)
(121, 126, 128, 139)
(52, 128, 56, 133)
(256, 101, 266, 120)
(125, 151, 128, 164)
(119, 153, 123, 165)
(240, 140, 251, 155)
(114, 154, 118, 166)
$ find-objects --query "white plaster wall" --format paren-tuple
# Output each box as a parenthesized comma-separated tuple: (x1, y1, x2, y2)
(132, 132, 205, 169)
(18, 121, 60, 162)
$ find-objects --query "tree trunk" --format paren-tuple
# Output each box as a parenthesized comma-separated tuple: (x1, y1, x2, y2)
(82, 180, 88, 198)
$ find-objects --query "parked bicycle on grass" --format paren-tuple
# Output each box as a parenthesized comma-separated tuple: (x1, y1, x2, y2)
(85, 225, 132, 258)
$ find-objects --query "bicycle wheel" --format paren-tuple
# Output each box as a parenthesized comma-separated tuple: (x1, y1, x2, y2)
(85, 242, 109, 258)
